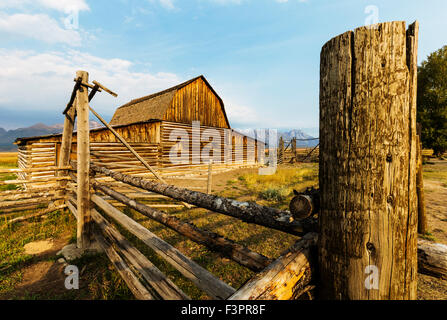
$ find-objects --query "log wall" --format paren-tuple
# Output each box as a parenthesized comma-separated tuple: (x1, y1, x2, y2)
(160, 121, 259, 168)
(18, 142, 57, 182)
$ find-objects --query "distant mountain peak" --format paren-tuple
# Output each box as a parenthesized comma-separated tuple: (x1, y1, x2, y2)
(0, 121, 106, 151)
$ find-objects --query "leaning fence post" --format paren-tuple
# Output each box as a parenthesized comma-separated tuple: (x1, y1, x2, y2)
(55, 98, 76, 206)
(319, 21, 418, 299)
(76, 70, 92, 249)
(416, 123, 427, 234)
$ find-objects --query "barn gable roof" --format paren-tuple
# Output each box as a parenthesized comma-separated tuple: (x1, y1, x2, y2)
(109, 75, 230, 128)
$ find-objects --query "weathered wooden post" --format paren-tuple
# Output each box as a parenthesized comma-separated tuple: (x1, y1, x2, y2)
(76, 70, 92, 249)
(319, 21, 419, 299)
(207, 160, 213, 194)
(278, 137, 284, 165)
(291, 138, 297, 162)
(55, 98, 77, 206)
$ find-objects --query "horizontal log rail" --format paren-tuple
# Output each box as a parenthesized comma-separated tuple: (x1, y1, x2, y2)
(0, 166, 72, 174)
(0, 196, 65, 210)
(94, 183, 272, 272)
(90, 193, 236, 299)
(0, 190, 59, 202)
(90, 164, 315, 236)
(418, 240, 447, 280)
(229, 232, 318, 300)
(5, 204, 68, 225)
(93, 228, 156, 300)
(0, 204, 47, 215)
(0, 176, 71, 185)
(92, 209, 190, 300)
(68, 198, 190, 300)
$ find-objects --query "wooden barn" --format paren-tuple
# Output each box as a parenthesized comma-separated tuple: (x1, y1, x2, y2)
(15, 76, 263, 181)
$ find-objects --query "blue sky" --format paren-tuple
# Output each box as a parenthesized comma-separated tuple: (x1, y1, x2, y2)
(0, 0, 446, 136)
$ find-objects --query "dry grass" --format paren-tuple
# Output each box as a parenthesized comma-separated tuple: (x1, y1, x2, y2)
(0, 152, 18, 168)
(237, 163, 318, 209)
(423, 160, 447, 188)
(0, 153, 18, 191)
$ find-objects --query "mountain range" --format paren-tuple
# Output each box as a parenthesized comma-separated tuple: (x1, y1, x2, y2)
(0, 122, 104, 151)
(235, 128, 319, 147)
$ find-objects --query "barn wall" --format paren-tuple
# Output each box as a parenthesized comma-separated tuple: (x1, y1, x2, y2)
(18, 142, 57, 181)
(17, 121, 260, 176)
(159, 121, 259, 168)
(164, 78, 230, 128)
(16, 122, 161, 146)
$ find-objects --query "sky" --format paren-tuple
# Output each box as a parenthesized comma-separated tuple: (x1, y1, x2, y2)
(0, 0, 446, 136)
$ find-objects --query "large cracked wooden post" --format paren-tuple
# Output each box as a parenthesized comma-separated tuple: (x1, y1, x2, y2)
(319, 21, 419, 300)
(76, 70, 92, 249)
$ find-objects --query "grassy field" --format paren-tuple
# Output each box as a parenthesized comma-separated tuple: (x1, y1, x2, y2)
(0, 152, 18, 192)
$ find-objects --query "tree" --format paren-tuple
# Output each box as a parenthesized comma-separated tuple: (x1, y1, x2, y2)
(417, 45, 447, 156)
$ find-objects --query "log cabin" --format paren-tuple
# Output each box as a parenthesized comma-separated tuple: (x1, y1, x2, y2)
(14, 75, 263, 180)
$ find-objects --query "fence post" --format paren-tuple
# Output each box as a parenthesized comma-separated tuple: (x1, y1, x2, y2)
(207, 160, 213, 194)
(319, 21, 418, 299)
(76, 70, 92, 249)
(56, 97, 77, 206)
(416, 123, 427, 234)
(278, 137, 284, 165)
(291, 138, 297, 162)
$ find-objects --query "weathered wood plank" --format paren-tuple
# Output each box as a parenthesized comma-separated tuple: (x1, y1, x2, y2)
(418, 240, 447, 280)
(76, 70, 92, 249)
(90, 193, 236, 299)
(93, 229, 155, 300)
(94, 183, 272, 272)
(229, 233, 317, 300)
(91, 209, 190, 300)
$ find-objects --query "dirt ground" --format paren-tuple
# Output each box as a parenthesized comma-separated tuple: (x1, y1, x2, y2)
(1, 161, 447, 300)
(424, 180, 447, 245)
(0, 235, 72, 300)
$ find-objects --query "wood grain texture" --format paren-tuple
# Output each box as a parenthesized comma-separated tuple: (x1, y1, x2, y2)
(91, 193, 236, 299)
(319, 21, 418, 300)
(166, 77, 229, 128)
(229, 233, 317, 300)
(92, 209, 190, 300)
(95, 183, 272, 272)
(76, 70, 92, 249)
(418, 240, 447, 280)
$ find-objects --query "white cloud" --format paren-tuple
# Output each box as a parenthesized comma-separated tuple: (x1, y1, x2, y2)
(147, 0, 176, 10)
(38, 0, 90, 13)
(224, 101, 260, 126)
(0, 13, 82, 45)
(159, 0, 175, 10)
(275, 0, 308, 2)
(0, 0, 90, 12)
(0, 49, 181, 117)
